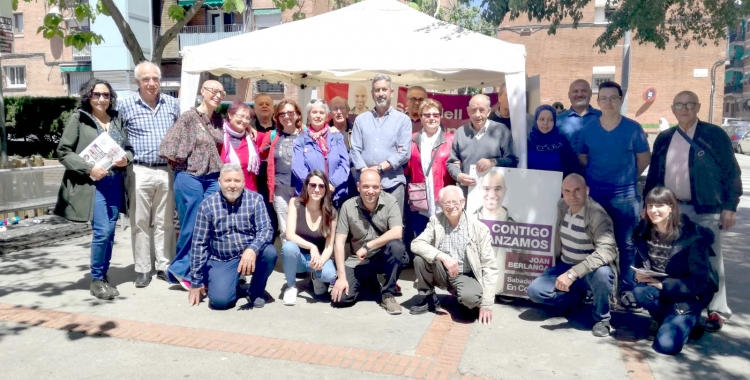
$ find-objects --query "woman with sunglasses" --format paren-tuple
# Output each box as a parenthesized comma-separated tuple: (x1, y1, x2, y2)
(280, 170, 338, 305)
(220, 101, 261, 191)
(404, 99, 455, 237)
(527, 104, 582, 177)
(56, 78, 134, 300)
(292, 99, 350, 209)
(159, 81, 225, 290)
(259, 99, 305, 241)
(633, 187, 718, 355)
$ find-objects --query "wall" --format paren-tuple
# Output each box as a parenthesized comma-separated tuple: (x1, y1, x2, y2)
(497, 2, 725, 126)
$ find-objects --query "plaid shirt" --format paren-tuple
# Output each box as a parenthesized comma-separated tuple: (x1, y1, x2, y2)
(190, 189, 273, 287)
(438, 213, 471, 274)
(118, 91, 180, 164)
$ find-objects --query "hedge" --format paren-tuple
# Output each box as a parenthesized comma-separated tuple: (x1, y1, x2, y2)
(4, 96, 78, 157)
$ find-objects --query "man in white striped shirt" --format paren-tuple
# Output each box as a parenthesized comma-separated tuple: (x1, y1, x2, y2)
(527, 174, 618, 337)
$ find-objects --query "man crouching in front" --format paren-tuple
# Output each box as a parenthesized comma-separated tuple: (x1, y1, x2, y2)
(188, 163, 278, 310)
(409, 185, 498, 324)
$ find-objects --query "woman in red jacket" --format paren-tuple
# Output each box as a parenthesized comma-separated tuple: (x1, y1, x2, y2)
(405, 98, 455, 237)
(220, 101, 261, 191)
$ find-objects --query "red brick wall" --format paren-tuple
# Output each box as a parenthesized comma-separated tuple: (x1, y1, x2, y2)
(498, 3, 725, 125)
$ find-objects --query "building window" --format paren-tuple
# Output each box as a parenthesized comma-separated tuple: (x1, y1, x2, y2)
(256, 80, 284, 94)
(591, 66, 616, 93)
(209, 74, 236, 95)
(594, 0, 614, 23)
(13, 13, 23, 34)
(254, 9, 282, 30)
(5, 66, 26, 88)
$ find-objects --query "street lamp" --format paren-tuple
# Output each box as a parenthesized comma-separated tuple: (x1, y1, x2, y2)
(709, 58, 729, 124)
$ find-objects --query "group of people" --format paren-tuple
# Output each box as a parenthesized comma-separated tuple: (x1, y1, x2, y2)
(53, 62, 740, 356)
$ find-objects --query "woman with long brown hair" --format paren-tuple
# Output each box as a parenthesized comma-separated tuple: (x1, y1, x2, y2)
(280, 170, 338, 305)
(633, 186, 718, 355)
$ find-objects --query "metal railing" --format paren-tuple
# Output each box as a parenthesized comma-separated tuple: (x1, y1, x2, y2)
(0, 166, 64, 214)
(180, 24, 244, 34)
(725, 84, 743, 94)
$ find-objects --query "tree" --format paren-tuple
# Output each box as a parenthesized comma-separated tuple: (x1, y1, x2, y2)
(16, 0, 302, 66)
(479, 0, 749, 53)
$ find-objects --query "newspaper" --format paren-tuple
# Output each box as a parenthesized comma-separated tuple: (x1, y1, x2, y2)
(79, 133, 126, 179)
(630, 266, 669, 277)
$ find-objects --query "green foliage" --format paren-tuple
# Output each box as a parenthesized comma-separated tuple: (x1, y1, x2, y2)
(223, 0, 245, 14)
(437, 2, 496, 36)
(480, 0, 750, 53)
(167, 4, 186, 22)
(4, 97, 79, 144)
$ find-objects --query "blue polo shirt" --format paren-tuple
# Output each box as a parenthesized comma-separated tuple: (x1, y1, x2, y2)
(576, 116, 649, 198)
(557, 106, 602, 146)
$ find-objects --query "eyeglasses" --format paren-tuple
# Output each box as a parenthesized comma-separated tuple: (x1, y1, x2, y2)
(598, 96, 622, 103)
(330, 107, 347, 112)
(408, 97, 425, 103)
(91, 92, 111, 100)
(233, 114, 251, 122)
(440, 200, 464, 207)
(308, 183, 326, 190)
(673, 102, 698, 110)
(203, 87, 226, 97)
(422, 113, 441, 119)
(277, 111, 297, 118)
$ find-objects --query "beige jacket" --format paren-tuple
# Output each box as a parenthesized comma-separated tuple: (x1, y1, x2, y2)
(411, 212, 499, 309)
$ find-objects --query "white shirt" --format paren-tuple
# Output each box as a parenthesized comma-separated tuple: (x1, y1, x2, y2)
(473, 119, 491, 140)
(420, 131, 440, 217)
(665, 120, 697, 201)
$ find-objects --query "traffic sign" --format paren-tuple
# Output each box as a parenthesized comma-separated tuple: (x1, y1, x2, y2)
(0, 17, 11, 31)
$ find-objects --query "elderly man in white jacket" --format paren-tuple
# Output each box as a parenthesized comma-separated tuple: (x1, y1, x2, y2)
(410, 185, 498, 324)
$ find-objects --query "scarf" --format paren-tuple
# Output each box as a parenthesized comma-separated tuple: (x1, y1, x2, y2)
(529, 104, 566, 152)
(222, 120, 260, 175)
(308, 125, 329, 157)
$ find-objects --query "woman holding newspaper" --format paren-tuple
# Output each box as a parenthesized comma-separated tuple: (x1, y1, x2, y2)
(632, 187, 718, 355)
(55, 78, 134, 301)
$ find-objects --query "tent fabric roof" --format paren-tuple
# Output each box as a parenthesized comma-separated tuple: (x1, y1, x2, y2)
(180, 0, 526, 91)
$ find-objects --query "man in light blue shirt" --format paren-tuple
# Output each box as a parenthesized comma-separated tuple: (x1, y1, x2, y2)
(350, 74, 412, 212)
(557, 79, 602, 146)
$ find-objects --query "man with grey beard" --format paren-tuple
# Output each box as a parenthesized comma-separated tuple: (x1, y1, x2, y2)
(188, 164, 278, 310)
(350, 74, 412, 213)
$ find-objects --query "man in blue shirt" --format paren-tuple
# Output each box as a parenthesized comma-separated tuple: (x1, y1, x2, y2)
(188, 164, 278, 310)
(350, 74, 412, 213)
(119, 61, 181, 288)
(576, 81, 651, 312)
(557, 79, 602, 146)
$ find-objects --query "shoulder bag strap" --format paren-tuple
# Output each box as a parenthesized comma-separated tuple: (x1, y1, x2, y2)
(674, 127, 717, 166)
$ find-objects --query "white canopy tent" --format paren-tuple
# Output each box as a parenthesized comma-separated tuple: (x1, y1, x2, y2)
(179, 0, 529, 166)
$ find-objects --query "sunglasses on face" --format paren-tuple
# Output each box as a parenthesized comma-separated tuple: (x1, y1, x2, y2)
(277, 111, 297, 118)
(422, 113, 441, 119)
(92, 92, 111, 100)
(308, 183, 326, 190)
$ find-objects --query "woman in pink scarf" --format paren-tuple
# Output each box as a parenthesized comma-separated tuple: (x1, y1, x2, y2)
(220, 101, 261, 191)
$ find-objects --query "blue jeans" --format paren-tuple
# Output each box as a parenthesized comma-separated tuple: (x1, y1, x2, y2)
(90, 173, 125, 281)
(527, 262, 614, 322)
(591, 194, 640, 293)
(280, 241, 336, 287)
(205, 245, 278, 309)
(169, 171, 220, 283)
(633, 284, 700, 355)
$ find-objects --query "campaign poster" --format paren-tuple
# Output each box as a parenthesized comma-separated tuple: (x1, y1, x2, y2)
(466, 167, 563, 298)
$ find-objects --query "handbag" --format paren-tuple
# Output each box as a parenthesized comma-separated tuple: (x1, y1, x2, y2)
(408, 144, 439, 212)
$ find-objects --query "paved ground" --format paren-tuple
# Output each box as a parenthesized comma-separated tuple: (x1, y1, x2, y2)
(1, 154, 749, 380)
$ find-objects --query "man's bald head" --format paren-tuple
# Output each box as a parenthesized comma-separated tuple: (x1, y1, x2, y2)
(671, 90, 701, 128)
(562, 173, 586, 188)
(673, 91, 699, 104)
(562, 173, 588, 213)
(358, 169, 382, 206)
(203, 79, 221, 89)
(568, 79, 592, 111)
(469, 94, 491, 109)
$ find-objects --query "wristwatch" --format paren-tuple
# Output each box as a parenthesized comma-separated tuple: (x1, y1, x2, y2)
(377, 164, 383, 173)
(566, 271, 576, 281)
(364, 242, 374, 255)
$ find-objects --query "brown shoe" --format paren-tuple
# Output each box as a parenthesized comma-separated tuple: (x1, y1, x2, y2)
(381, 295, 402, 315)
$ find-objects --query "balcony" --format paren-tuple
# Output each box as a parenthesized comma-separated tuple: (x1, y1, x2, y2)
(730, 32, 739, 44)
(72, 45, 91, 62)
(154, 24, 246, 59)
(725, 84, 743, 95)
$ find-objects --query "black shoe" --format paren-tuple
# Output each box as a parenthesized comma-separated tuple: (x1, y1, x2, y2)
(620, 292, 643, 313)
(647, 319, 660, 341)
(704, 312, 724, 332)
(90, 280, 114, 300)
(134, 272, 152, 288)
(592, 321, 612, 337)
(689, 323, 705, 341)
(103, 276, 120, 297)
(410, 293, 441, 315)
(156, 270, 169, 282)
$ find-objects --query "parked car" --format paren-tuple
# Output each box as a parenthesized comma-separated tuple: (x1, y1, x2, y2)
(737, 128, 750, 154)
(723, 123, 750, 152)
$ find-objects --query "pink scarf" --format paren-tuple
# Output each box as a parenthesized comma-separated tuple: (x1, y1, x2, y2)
(222, 120, 260, 174)
(308, 125, 329, 157)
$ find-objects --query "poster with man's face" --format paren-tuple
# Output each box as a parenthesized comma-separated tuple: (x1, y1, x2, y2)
(467, 167, 562, 297)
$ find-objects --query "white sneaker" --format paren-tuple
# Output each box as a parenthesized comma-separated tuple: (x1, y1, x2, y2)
(282, 287, 298, 306)
(311, 277, 327, 296)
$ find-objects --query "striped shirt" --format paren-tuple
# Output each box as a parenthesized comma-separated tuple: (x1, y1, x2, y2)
(118, 92, 181, 165)
(559, 208, 595, 265)
(190, 189, 273, 287)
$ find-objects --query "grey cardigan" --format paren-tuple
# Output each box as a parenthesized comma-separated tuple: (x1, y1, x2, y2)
(446, 120, 518, 181)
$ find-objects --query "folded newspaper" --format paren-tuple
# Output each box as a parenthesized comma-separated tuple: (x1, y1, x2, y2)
(79, 133, 126, 179)
(630, 266, 668, 277)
